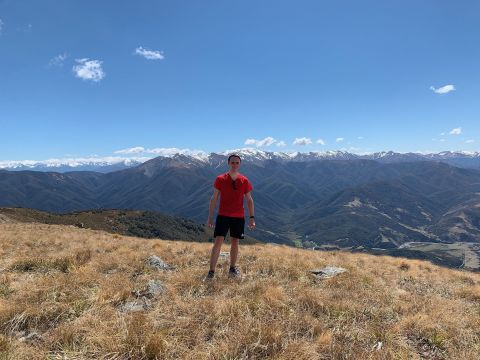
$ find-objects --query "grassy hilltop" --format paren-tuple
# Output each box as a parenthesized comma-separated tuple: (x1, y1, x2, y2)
(0, 220, 480, 359)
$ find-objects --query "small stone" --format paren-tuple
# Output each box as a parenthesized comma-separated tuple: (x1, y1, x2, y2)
(145, 279, 165, 297)
(146, 255, 173, 270)
(119, 297, 152, 312)
(133, 279, 165, 299)
(219, 252, 229, 258)
(14, 331, 26, 338)
(310, 266, 347, 279)
(119, 301, 143, 312)
(19, 331, 42, 343)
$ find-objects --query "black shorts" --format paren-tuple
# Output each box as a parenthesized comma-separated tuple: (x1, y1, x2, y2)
(214, 215, 245, 239)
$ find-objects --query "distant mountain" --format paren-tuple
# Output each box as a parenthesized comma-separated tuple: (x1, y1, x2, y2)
(293, 162, 480, 248)
(0, 157, 147, 173)
(1, 152, 480, 249)
(2, 149, 480, 172)
(0, 170, 103, 212)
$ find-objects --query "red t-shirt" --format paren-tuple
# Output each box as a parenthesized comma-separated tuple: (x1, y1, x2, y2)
(214, 172, 253, 218)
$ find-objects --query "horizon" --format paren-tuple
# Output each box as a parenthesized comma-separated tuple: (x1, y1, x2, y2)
(1, 1, 479, 160)
(2, 147, 480, 169)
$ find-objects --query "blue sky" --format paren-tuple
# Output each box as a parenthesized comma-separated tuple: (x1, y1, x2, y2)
(1, 0, 479, 161)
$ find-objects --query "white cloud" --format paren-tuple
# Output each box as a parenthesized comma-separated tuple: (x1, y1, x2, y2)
(146, 147, 208, 158)
(135, 46, 165, 60)
(0, 19, 4, 34)
(49, 53, 68, 67)
(449, 127, 462, 135)
(258, 137, 276, 147)
(276, 141, 286, 147)
(440, 132, 445, 136)
(147, 148, 185, 155)
(466, 139, 475, 144)
(430, 84, 455, 94)
(439, 139, 446, 142)
(336, 137, 344, 143)
(73, 58, 105, 82)
(114, 146, 145, 154)
(293, 137, 312, 146)
(114, 147, 207, 158)
(357, 136, 364, 140)
(316, 138, 325, 145)
(19, 23, 32, 33)
(244, 137, 277, 147)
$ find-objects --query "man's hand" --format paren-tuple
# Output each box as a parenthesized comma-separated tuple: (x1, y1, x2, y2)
(248, 218, 256, 231)
(207, 216, 214, 228)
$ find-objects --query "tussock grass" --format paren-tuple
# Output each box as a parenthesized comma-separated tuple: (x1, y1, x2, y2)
(0, 222, 480, 359)
(10, 257, 74, 273)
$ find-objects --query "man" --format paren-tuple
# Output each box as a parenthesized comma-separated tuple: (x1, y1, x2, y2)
(205, 153, 255, 280)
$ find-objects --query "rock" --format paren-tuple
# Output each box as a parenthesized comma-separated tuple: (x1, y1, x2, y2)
(146, 255, 173, 270)
(145, 279, 165, 297)
(132, 279, 165, 299)
(119, 297, 152, 312)
(310, 266, 347, 279)
(19, 331, 42, 343)
(219, 252, 229, 258)
(122, 280, 165, 312)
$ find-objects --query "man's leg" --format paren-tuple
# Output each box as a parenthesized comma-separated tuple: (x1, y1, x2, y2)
(209, 236, 225, 271)
(230, 237, 239, 267)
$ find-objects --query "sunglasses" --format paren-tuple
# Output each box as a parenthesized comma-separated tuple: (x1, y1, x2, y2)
(230, 161, 240, 164)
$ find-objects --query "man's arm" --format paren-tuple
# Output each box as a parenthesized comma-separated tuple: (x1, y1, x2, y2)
(207, 188, 220, 227)
(245, 192, 255, 230)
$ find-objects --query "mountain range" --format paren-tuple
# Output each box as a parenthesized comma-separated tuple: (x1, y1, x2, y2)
(1, 149, 480, 251)
(3, 149, 480, 172)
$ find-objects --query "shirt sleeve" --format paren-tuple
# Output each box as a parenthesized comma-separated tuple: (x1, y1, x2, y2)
(244, 178, 253, 194)
(214, 176, 222, 190)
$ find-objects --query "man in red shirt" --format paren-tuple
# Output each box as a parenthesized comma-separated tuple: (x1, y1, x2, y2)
(205, 153, 255, 280)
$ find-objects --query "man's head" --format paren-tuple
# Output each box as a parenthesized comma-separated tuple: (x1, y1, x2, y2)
(228, 153, 241, 172)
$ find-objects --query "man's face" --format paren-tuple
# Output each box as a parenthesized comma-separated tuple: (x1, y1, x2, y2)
(228, 157, 241, 172)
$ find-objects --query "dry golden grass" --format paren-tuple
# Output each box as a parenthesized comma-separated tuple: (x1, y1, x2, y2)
(0, 222, 480, 359)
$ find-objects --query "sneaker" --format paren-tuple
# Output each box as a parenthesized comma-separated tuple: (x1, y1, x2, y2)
(203, 270, 215, 281)
(229, 266, 241, 279)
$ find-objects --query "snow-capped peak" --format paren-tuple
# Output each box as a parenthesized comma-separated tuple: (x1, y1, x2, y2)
(0, 156, 151, 170)
(2, 150, 480, 173)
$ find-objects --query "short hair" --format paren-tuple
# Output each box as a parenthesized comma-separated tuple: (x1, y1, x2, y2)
(227, 153, 241, 163)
